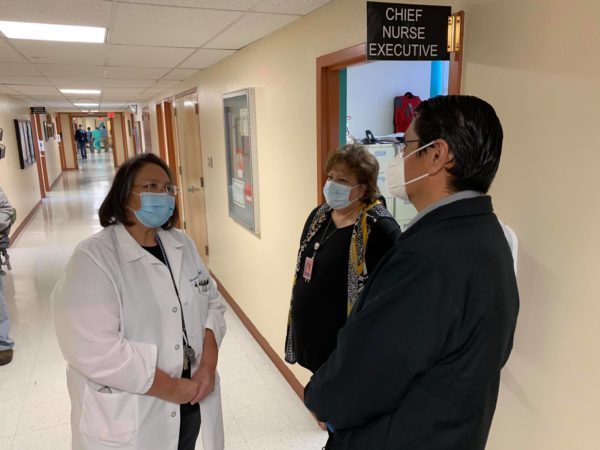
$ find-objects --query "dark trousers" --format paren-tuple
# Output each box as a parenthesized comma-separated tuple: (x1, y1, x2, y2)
(77, 141, 87, 159)
(178, 408, 201, 450)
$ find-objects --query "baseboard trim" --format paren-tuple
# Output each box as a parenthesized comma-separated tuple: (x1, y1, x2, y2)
(211, 273, 305, 401)
(8, 199, 42, 248)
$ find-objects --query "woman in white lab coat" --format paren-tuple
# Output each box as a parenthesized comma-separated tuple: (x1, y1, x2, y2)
(52, 153, 226, 450)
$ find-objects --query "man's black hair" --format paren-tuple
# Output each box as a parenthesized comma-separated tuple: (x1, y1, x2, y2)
(414, 95, 503, 193)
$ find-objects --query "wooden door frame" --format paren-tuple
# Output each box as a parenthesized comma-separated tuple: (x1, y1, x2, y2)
(156, 103, 167, 161)
(108, 117, 116, 158)
(316, 13, 465, 201)
(163, 100, 179, 186)
(56, 113, 66, 170)
(30, 114, 47, 198)
(34, 114, 51, 192)
(120, 112, 129, 166)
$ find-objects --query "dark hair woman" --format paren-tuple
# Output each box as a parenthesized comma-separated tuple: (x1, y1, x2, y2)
(53, 154, 226, 450)
(285, 144, 400, 374)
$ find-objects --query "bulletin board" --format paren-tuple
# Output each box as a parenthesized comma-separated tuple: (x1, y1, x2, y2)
(223, 89, 260, 235)
(14, 119, 36, 169)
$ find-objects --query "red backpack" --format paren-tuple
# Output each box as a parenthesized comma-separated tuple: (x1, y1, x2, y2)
(393, 93, 421, 133)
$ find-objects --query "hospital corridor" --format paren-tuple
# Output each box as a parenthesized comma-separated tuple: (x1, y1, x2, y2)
(0, 155, 326, 449)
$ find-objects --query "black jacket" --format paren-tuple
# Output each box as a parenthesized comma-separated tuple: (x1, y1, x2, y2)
(304, 196, 519, 450)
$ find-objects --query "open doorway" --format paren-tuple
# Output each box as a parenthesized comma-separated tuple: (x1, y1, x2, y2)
(344, 59, 449, 230)
(316, 11, 464, 229)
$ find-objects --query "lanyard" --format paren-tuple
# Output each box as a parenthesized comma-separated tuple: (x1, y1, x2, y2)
(156, 236, 196, 368)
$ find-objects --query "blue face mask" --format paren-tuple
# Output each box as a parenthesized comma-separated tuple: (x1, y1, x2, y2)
(131, 192, 175, 228)
(323, 180, 360, 209)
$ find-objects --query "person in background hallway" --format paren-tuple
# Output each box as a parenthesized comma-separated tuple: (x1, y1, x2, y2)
(52, 153, 227, 450)
(304, 95, 520, 450)
(101, 124, 109, 151)
(285, 144, 400, 427)
(0, 186, 16, 366)
(86, 126, 93, 152)
(75, 124, 87, 159)
(92, 125, 102, 153)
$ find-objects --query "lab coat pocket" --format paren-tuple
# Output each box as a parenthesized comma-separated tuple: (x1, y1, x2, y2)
(80, 384, 138, 445)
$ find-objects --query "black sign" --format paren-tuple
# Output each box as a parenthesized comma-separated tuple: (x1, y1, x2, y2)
(367, 2, 451, 61)
(29, 106, 46, 114)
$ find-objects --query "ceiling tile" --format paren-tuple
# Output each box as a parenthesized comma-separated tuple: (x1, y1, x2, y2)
(151, 79, 180, 87)
(0, 76, 48, 85)
(0, 86, 19, 94)
(104, 66, 169, 80)
(107, 45, 194, 68)
(101, 87, 145, 95)
(37, 64, 104, 78)
(0, 62, 40, 76)
(103, 78, 155, 88)
(7, 85, 61, 95)
(11, 40, 105, 65)
(116, 0, 260, 11)
(253, 0, 331, 15)
(206, 12, 297, 49)
(110, 3, 242, 47)
(47, 78, 105, 89)
(0, 40, 27, 63)
(162, 68, 198, 80)
(0, 0, 111, 27)
(179, 48, 234, 68)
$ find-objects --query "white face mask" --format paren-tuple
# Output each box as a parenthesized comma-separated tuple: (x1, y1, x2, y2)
(385, 141, 435, 202)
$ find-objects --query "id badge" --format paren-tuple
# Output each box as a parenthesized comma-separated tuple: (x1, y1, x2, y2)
(303, 256, 314, 282)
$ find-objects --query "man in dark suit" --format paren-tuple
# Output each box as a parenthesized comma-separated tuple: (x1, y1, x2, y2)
(305, 95, 519, 450)
(74, 124, 87, 159)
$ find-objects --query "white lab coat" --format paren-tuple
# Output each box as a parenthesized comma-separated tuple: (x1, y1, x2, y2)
(52, 223, 226, 450)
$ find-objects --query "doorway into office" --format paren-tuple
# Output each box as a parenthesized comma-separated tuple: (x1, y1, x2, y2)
(316, 11, 464, 229)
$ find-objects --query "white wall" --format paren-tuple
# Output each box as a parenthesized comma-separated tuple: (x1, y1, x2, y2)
(0, 95, 41, 232)
(347, 60, 431, 137)
(146, 1, 600, 448)
(44, 113, 62, 187)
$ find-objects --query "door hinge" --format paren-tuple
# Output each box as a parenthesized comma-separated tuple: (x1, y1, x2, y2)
(183, 220, 187, 229)
(195, 103, 199, 115)
(179, 165, 182, 175)
(174, 107, 177, 117)
(200, 177, 204, 188)
(205, 245, 209, 256)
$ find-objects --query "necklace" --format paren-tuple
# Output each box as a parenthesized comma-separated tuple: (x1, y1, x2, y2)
(313, 217, 337, 252)
(303, 216, 338, 283)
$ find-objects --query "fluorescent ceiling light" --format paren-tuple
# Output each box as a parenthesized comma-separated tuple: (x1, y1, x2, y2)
(88, 110, 99, 113)
(74, 103, 98, 107)
(60, 89, 101, 95)
(0, 21, 106, 43)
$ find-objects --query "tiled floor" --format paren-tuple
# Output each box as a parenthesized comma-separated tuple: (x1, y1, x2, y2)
(0, 153, 326, 449)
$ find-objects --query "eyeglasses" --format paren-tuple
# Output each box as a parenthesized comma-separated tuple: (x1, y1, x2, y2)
(132, 182, 179, 195)
(394, 139, 421, 157)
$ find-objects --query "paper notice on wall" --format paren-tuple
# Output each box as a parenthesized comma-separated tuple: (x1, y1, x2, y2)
(232, 178, 246, 208)
(38, 140, 45, 154)
(239, 108, 249, 137)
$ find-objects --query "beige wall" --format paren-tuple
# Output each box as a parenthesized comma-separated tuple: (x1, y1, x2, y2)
(59, 114, 76, 169)
(148, 0, 599, 448)
(0, 95, 41, 232)
(44, 113, 62, 188)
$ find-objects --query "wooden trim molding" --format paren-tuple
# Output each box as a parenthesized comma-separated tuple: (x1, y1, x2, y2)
(29, 114, 46, 198)
(174, 87, 197, 99)
(211, 273, 305, 401)
(316, 44, 367, 203)
(448, 11, 465, 95)
(67, 113, 79, 170)
(8, 200, 42, 248)
(156, 103, 167, 161)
